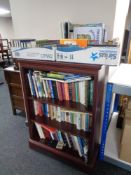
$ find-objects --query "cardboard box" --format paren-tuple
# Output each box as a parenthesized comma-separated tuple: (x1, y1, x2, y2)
(119, 119, 131, 163)
(127, 98, 131, 109)
(56, 45, 120, 65)
(11, 47, 55, 61)
(125, 109, 131, 119)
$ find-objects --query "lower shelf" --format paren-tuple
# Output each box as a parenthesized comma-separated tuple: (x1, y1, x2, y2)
(105, 112, 131, 172)
(29, 138, 99, 172)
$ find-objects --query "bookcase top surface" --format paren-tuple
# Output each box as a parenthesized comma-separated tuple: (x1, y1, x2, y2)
(109, 63, 131, 87)
(18, 59, 102, 75)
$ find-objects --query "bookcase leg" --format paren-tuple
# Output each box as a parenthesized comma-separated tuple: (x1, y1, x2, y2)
(13, 108, 17, 115)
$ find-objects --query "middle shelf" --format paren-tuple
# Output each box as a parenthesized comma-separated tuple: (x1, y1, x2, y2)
(27, 96, 93, 114)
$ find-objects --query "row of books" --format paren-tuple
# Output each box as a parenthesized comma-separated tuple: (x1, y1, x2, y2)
(34, 101, 91, 131)
(35, 122, 88, 160)
(10, 39, 36, 48)
(27, 70, 94, 107)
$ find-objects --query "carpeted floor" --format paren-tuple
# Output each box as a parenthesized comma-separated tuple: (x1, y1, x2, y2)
(0, 69, 130, 175)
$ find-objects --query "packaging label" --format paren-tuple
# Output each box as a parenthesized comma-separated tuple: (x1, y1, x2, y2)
(11, 47, 55, 61)
(56, 46, 120, 65)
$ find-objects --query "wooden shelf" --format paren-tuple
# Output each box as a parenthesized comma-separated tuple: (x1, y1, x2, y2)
(18, 59, 107, 172)
(32, 116, 90, 139)
(27, 96, 93, 114)
(29, 138, 99, 172)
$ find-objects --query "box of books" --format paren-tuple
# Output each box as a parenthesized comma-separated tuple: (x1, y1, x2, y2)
(55, 45, 120, 66)
(11, 46, 56, 61)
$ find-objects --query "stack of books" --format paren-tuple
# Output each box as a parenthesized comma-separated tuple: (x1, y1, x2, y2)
(34, 101, 91, 131)
(27, 70, 94, 107)
(35, 122, 88, 161)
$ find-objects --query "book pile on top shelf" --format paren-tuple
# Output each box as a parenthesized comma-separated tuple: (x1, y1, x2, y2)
(10, 39, 36, 48)
(61, 22, 107, 44)
(27, 70, 94, 108)
(35, 122, 88, 162)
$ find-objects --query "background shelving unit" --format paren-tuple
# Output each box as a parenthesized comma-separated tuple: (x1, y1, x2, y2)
(100, 63, 131, 172)
(18, 59, 107, 172)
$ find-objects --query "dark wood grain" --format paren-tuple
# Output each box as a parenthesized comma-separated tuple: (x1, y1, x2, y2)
(29, 138, 99, 172)
(4, 68, 25, 114)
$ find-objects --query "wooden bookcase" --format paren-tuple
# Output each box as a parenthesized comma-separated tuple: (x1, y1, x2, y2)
(18, 59, 107, 172)
(4, 66, 25, 114)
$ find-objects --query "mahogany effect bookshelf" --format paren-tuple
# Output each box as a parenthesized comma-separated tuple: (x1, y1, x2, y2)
(18, 59, 107, 172)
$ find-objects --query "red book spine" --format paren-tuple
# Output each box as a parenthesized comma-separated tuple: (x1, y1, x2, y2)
(64, 83, 69, 101)
(56, 82, 63, 101)
(61, 83, 66, 100)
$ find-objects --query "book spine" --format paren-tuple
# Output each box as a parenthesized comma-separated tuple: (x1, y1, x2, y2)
(84, 113, 89, 131)
(72, 82, 76, 102)
(68, 83, 73, 101)
(75, 82, 79, 102)
(64, 83, 69, 101)
(64, 133, 72, 148)
(76, 113, 82, 130)
(77, 137, 84, 156)
(88, 80, 94, 106)
(52, 81, 58, 99)
(35, 122, 45, 139)
(48, 80, 54, 98)
(74, 136, 82, 157)
(79, 81, 85, 105)
(28, 70, 36, 97)
(46, 80, 52, 98)
(42, 80, 48, 98)
(60, 83, 65, 100)
(56, 82, 63, 101)
(32, 75, 39, 98)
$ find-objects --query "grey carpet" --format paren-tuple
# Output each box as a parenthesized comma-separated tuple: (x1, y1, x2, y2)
(0, 69, 130, 175)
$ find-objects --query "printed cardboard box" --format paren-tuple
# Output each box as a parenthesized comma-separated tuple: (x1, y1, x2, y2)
(11, 47, 55, 61)
(55, 45, 120, 66)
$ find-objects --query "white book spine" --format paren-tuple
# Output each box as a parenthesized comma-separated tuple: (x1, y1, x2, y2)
(57, 107, 61, 122)
(35, 122, 45, 139)
(64, 133, 72, 148)
(74, 136, 82, 157)
(32, 75, 39, 98)
(76, 113, 82, 130)
(42, 80, 48, 98)
(34, 100, 37, 115)
(79, 81, 86, 105)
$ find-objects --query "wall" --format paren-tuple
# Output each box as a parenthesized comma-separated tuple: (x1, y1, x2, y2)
(9, 0, 116, 39)
(0, 17, 14, 38)
(126, 4, 131, 30)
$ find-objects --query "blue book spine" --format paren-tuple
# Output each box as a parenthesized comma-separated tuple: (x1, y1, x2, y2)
(99, 83, 113, 160)
(77, 137, 84, 156)
(43, 104, 48, 117)
(85, 113, 89, 131)
(28, 70, 36, 96)
(48, 80, 54, 98)
(58, 131, 63, 142)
